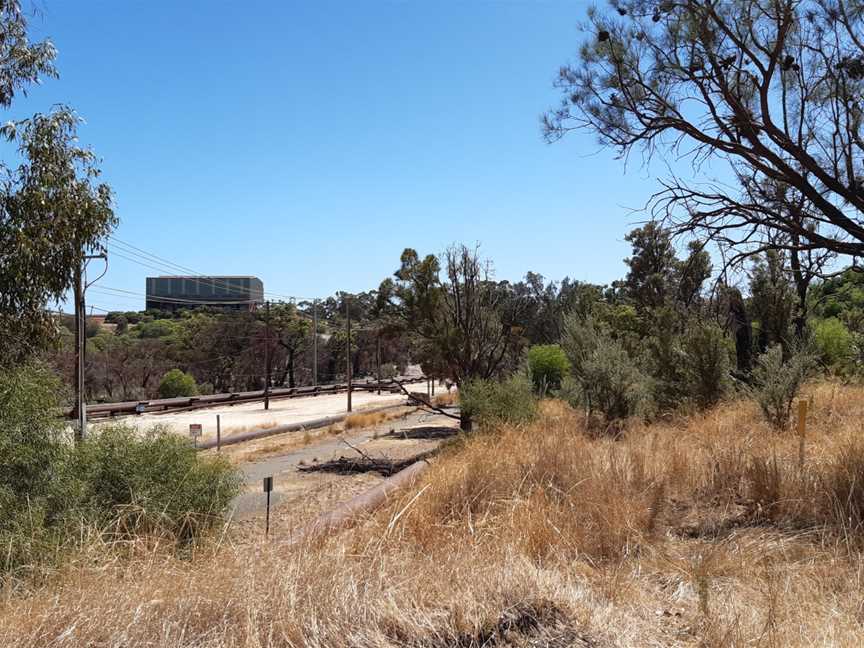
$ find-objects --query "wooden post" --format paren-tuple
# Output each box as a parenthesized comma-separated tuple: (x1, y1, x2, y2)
(264, 300, 271, 411)
(376, 331, 381, 396)
(797, 399, 808, 470)
(312, 299, 318, 388)
(216, 414, 221, 452)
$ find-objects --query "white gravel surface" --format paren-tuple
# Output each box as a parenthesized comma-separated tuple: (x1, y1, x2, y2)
(93, 380, 432, 441)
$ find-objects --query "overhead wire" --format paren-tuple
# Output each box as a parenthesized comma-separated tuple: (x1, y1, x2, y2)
(107, 236, 318, 303)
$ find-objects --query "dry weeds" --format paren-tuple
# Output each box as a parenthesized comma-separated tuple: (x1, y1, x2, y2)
(3, 382, 864, 646)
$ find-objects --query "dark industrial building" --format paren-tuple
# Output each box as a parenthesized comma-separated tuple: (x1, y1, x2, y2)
(145, 276, 265, 312)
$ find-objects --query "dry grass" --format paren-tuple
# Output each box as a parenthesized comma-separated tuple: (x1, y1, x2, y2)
(224, 408, 413, 463)
(343, 409, 405, 430)
(433, 390, 458, 407)
(4, 381, 864, 646)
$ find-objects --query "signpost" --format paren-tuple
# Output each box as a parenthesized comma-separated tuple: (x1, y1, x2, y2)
(189, 423, 203, 448)
(263, 476, 274, 537)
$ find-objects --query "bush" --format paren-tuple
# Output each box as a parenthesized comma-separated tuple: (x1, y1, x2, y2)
(459, 375, 537, 430)
(813, 317, 854, 369)
(526, 344, 570, 395)
(72, 425, 242, 539)
(158, 369, 199, 398)
(0, 365, 241, 579)
(682, 321, 733, 409)
(561, 313, 652, 426)
(0, 364, 72, 574)
(751, 344, 816, 430)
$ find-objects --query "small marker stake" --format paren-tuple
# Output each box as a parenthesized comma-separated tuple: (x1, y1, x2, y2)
(263, 476, 273, 537)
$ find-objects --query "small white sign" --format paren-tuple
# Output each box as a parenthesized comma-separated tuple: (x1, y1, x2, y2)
(189, 423, 203, 439)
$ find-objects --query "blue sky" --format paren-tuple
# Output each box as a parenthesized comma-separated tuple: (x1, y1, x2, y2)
(16, 1, 666, 312)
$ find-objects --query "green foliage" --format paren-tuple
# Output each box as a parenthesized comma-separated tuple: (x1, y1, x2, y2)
(71, 425, 242, 539)
(561, 313, 652, 424)
(811, 267, 864, 332)
(526, 344, 570, 394)
(0, 363, 68, 500)
(749, 251, 797, 352)
(813, 317, 854, 369)
(377, 245, 524, 384)
(459, 375, 538, 428)
(0, 364, 241, 578)
(1, 108, 116, 365)
(682, 321, 733, 409)
(158, 369, 198, 398)
(136, 318, 178, 339)
(751, 345, 816, 430)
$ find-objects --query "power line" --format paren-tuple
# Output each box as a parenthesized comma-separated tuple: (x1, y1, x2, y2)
(108, 236, 316, 303)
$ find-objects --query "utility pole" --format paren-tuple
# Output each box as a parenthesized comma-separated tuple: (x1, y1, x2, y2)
(312, 299, 318, 387)
(73, 261, 86, 441)
(264, 300, 271, 410)
(346, 297, 352, 412)
(74, 251, 107, 442)
(376, 330, 382, 396)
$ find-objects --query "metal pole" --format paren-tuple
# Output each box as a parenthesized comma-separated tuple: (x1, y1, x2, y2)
(264, 300, 271, 410)
(432, 376, 435, 396)
(346, 298, 352, 413)
(265, 489, 271, 537)
(216, 414, 221, 452)
(312, 299, 318, 388)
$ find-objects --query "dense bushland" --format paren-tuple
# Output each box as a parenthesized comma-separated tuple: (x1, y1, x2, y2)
(0, 364, 241, 582)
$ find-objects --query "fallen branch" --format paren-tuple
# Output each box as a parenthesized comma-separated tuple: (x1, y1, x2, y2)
(392, 379, 460, 420)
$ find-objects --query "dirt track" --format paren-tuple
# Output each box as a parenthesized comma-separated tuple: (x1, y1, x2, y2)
(224, 408, 459, 526)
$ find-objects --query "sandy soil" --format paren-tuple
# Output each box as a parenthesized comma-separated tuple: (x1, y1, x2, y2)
(93, 380, 433, 441)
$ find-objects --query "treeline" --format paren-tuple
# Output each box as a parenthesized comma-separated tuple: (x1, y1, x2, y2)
(50, 295, 414, 402)
(56, 224, 864, 407)
(373, 230, 862, 430)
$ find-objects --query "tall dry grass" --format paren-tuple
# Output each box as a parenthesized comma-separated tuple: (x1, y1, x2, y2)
(3, 381, 864, 646)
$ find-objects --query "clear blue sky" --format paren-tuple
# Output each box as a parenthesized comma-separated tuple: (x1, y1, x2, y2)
(17, 0, 665, 312)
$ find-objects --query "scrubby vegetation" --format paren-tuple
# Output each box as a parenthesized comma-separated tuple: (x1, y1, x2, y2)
(0, 364, 241, 583)
(526, 344, 570, 395)
(5, 383, 864, 646)
(459, 375, 537, 430)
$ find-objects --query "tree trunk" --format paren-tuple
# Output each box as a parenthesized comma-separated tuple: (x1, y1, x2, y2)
(287, 351, 296, 388)
(789, 245, 809, 340)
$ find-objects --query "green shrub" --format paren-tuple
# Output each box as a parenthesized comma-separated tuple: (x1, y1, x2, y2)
(813, 317, 854, 369)
(526, 344, 570, 395)
(0, 364, 73, 575)
(72, 425, 242, 540)
(751, 344, 816, 430)
(1, 365, 241, 579)
(561, 313, 652, 425)
(158, 369, 199, 398)
(459, 375, 537, 430)
(682, 321, 733, 409)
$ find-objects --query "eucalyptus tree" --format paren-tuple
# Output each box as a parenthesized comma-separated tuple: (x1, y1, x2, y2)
(0, 2, 115, 364)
